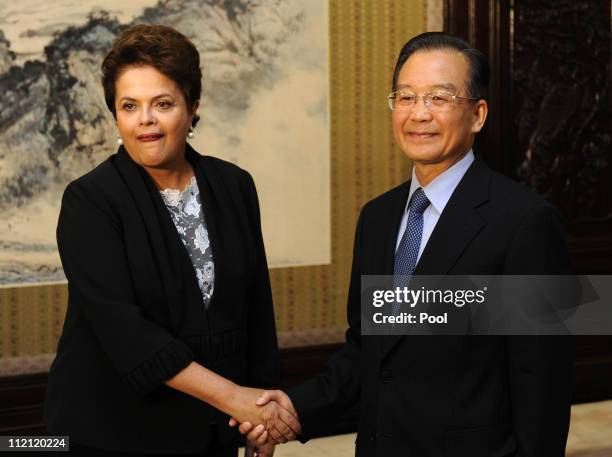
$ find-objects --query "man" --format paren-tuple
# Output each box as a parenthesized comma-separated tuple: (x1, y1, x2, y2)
(235, 32, 574, 457)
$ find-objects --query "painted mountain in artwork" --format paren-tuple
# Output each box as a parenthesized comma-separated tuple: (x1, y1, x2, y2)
(0, 0, 316, 284)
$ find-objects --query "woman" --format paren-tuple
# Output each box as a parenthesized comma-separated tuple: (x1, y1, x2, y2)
(44, 24, 297, 456)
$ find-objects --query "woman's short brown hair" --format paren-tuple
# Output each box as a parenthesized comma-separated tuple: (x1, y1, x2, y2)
(102, 24, 201, 124)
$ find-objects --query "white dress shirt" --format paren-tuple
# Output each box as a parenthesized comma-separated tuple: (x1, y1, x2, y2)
(395, 150, 475, 261)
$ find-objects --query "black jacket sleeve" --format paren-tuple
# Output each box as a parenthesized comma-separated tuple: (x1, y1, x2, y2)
(57, 180, 194, 397)
(503, 202, 574, 457)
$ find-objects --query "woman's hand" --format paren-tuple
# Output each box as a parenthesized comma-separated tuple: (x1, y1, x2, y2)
(164, 363, 298, 442)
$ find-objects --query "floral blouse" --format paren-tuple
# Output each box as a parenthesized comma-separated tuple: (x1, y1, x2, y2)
(159, 176, 214, 308)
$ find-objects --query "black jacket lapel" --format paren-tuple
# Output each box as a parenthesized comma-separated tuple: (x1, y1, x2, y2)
(382, 182, 412, 276)
(113, 146, 186, 333)
(414, 159, 489, 276)
(186, 146, 251, 334)
(186, 147, 221, 308)
(379, 158, 490, 359)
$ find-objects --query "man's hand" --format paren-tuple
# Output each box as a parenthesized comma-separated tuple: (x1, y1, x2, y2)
(230, 390, 301, 444)
(245, 438, 275, 457)
(228, 387, 300, 443)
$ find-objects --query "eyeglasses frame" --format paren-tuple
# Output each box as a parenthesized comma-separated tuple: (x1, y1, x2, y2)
(387, 89, 480, 111)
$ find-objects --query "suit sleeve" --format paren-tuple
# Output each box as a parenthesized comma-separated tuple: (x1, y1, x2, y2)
(57, 181, 194, 397)
(241, 172, 281, 388)
(285, 211, 364, 438)
(503, 203, 574, 457)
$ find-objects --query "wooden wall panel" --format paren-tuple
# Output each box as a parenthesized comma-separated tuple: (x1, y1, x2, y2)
(444, 0, 612, 402)
(444, 1, 612, 275)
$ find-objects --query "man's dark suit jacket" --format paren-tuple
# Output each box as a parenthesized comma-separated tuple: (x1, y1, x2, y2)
(45, 145, 279, 454)
(287, 157, 573, 457)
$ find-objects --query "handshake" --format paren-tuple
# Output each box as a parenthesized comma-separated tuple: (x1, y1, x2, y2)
(228, 387, 301, 457)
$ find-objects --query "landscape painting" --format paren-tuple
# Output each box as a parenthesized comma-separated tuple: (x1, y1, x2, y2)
(0, 0, 330, 285)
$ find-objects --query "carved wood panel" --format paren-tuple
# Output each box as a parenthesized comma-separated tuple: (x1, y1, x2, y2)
(512, 0, 611, 223)
(444, 0, 612, 403)
(445, 0, 612, 274)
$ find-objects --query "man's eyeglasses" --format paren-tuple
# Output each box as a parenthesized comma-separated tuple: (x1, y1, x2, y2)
(387, 89, 479, 112)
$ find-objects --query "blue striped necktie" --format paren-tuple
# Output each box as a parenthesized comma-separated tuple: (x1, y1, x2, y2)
(392, 187, 430, 314)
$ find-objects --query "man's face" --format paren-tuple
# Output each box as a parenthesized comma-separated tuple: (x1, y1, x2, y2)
(391, 50, 487, 168)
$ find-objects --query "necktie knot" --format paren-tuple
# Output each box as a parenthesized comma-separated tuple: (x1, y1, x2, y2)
(409, 188, 430, 214)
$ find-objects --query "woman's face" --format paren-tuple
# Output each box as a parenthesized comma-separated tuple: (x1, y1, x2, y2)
(114, 65, 198, 171)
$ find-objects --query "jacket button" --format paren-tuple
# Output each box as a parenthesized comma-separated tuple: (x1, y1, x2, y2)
(381, 371, 393, 383)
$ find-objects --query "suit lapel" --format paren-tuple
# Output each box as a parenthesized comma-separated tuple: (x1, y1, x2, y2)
(379, 158, 490, 358)
(186, 146, 252, 333)
(415, 159, 489, 276)
(370, 182, 410, 363)
(113, 146, 186, 332)
(382, 182, 412, 275)
(186, 146, 224, 313)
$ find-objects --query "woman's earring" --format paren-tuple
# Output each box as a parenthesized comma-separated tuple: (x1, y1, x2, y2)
(117, 135, 123, 145)
(187, 126, 195, 139)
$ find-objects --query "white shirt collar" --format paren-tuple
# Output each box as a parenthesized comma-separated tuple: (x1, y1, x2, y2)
(406, 149, 475, 214)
